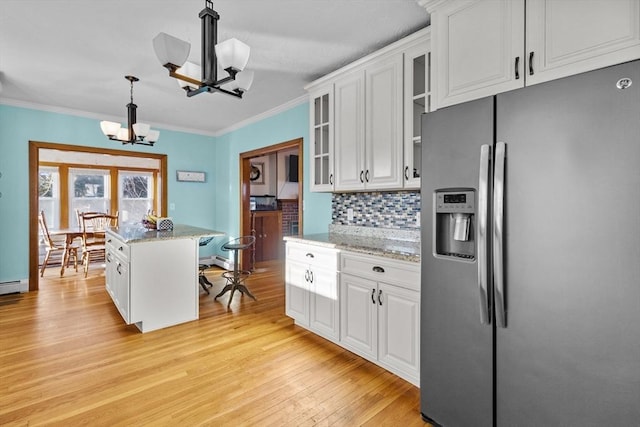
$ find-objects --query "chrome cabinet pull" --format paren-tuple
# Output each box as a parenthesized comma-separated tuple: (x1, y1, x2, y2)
(478, 144, 491, 325)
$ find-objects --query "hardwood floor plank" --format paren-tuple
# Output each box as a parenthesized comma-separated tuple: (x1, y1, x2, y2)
(0, 261, 430, 426)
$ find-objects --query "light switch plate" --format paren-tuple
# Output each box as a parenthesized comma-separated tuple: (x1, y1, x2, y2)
(176, 170, 206, 182)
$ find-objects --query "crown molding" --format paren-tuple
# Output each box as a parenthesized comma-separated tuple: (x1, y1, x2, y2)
(417, 0, 449, 13)
(0, 95, 310, 139)
(213, 94, 308, 137)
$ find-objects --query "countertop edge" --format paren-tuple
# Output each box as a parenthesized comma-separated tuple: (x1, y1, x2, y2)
(108, 224, 225, 244)
(284, 234, 420, 263)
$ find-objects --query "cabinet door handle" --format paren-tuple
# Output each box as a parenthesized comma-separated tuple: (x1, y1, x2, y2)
(305, 253, 315, 258)
(515, 56, 520, 80)
(304, 269, 309, 282)
(309, 271, 314, 283)
(404, 166, 409, 180)
(371, 288, 376, 304)
(378, 289, 383, 306)
(529, 51, 534, 75)
(329, 174, 333, 185)
(372, 266, 385, 273)
(116, 263, 122, 275)
(107, 253, 112, 263)
(360, 171, 364, 183)
(365, 170, 370, 182)
(118, 246, 124, 251)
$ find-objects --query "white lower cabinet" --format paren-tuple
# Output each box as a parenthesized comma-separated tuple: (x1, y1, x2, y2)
(340, 252, 420, 386)
(106, 235, 130, 323)
(285, 242, 340, 342)
(285, 240, 421, 387)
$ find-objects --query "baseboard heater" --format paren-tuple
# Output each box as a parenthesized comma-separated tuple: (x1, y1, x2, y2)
(199, 256, 234, 271)
(0, 279, 28, 295)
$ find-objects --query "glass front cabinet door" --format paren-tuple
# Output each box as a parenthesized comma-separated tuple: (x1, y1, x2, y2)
(403, 40, 431, 189)
(309, 87, 334, 192)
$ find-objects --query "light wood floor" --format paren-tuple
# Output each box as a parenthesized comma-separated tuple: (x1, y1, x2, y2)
(0, 261, 429, 426)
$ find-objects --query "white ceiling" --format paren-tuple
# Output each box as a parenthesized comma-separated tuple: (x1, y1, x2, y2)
(0, 0, 429, 137)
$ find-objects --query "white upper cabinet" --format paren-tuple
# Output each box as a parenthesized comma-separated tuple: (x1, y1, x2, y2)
(334, 53, 403, 192)
(423, 0, 640, 108)
(526, 0, 640, 85)
(306, 28, 431, 193)
(403, 40, 431, 189)
(334, 70, 366, 191)
(309, 86, 334, 192)
(429, 0, 525, 108)
(365, 53, 404, 190)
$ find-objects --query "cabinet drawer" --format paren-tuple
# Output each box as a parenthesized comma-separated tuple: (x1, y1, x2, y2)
(106, 235, 130, 260)
(286, 242, 339, 270)
(341, 252, 419, 291)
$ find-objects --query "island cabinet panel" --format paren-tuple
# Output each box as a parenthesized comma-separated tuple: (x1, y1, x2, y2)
(105, 225, 222, 333)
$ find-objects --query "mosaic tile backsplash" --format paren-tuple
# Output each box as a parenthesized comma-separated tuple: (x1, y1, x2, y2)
(332, 191, 421, 229)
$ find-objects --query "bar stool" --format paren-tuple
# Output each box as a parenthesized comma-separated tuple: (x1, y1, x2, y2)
(198, 236, 215, 294)
(215, 236, 256, 308)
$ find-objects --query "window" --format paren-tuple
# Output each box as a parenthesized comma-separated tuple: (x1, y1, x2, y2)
(38, 166, 60, 229)
(119, 171, 154, 224)
(69, 168, 111, 227)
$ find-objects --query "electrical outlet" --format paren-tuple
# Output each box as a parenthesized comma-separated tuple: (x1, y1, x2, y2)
(170, 203, 176, 211)
(347, 208, 354, 221)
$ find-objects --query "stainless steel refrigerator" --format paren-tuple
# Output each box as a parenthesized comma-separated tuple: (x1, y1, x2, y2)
(420, 60, 640, 426)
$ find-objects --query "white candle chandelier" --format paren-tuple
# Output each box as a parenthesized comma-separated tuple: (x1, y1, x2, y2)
(100, 76, 160, 146)
(153, 0, 254, 98)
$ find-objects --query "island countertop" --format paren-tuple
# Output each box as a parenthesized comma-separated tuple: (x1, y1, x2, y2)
(107, 224, 224, 244)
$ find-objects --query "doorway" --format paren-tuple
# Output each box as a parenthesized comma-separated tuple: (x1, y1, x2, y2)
(28, 141, 168, 291)
(238, 138, 303, 270)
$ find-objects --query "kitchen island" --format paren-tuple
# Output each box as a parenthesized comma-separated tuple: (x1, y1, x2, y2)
(105, 224, 224, 333)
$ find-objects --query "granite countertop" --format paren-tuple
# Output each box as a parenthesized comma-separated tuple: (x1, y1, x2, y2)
(284, 225, 421, 263)
(107, 224, 224, 244)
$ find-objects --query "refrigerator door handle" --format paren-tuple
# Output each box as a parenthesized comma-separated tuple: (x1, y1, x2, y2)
(493, 141, 507, 328)
(477, 144, 491, 325)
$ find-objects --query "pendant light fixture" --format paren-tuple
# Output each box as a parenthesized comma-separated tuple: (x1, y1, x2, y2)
(152, 0, 254, 98)
(100, 76, 160, 146)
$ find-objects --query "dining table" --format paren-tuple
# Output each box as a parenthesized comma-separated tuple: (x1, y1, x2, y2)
(48, 227, 94, 276)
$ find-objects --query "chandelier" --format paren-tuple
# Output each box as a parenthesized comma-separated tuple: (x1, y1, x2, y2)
(152, 0, 254, 98)
(100, 76, 160, 146)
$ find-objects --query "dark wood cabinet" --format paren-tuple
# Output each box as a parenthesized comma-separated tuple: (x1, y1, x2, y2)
(251, 211, 283, 263)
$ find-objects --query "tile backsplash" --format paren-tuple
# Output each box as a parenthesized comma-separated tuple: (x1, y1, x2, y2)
(332, 191, 421, 229)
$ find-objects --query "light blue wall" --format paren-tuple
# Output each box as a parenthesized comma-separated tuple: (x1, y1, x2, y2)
(0, 102, 332, 284)
(214, 102, 332, 244)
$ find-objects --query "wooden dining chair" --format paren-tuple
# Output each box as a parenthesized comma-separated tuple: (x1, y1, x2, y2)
(80, 212, 118, 277)
(38, 211, 78, 277)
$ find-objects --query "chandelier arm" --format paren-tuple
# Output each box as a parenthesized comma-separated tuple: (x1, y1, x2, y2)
(169, 69, 203, 87)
